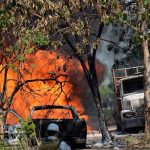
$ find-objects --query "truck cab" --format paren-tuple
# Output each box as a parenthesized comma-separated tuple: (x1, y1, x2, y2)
(112, 66, 145, 132)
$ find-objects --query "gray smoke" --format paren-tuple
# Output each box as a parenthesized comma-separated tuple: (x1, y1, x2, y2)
(97, 25, 127, 85)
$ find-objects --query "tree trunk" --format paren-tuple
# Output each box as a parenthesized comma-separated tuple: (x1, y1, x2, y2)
(65, 35, 112, 143)
(78, 56, 112, 142)
(143, 38, 150, 144)
(90, 82, 112, 142)
(142, 20, 150, 144)
(0, 67, 8, 140)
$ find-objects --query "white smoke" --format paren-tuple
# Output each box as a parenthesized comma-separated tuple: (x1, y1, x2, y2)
(97, 25, 127, 85)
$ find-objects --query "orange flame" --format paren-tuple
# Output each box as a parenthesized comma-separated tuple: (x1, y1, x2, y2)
(0, 50, 104, 131)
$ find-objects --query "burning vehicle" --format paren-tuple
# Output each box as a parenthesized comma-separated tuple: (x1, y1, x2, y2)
(1, 51, 90, 147)
(112, 66, 145, 133)
(30, 105, 87, 148)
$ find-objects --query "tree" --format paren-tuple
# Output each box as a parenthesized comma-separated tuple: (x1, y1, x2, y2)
(109, 0, 150, 143)
(0, 0, 118, 143)
(0, 1, 71, 140)
(35, 0, 115, 142)
(6, 0, 147, 145)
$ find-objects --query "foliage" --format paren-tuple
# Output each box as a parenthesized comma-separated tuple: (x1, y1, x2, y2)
(99, 85, 114, 98)
(0, 0, 119, 53)
(1, 0, 147, 69)
(34, 32, 49, 46)
(17, 119, 36, 139)
(1, 0, 149, 142)
(0, 0, 124, 142)
(103, 108, 115, 125)
(113, 0, 150, 144)
(104, 1, 150, 67)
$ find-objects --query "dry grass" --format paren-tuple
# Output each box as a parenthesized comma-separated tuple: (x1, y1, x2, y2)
(118, 135, 150, 150)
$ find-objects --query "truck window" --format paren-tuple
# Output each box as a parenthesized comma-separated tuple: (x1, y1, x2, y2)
(32, 108, 73, 119)
(122, 77, 144, 94)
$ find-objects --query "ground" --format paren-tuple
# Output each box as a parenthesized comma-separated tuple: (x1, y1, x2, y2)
(81, 127, 150, 150)
(1, 126, 150, 150)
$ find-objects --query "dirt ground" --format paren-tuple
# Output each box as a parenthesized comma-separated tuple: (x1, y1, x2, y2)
(81, 130, 150, 150)
(1, 126, 150, 150)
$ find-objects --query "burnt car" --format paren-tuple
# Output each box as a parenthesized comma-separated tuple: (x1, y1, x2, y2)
(30, 105, 87, 148)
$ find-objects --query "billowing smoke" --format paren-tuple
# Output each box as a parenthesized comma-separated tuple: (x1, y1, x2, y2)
(97, 25, 128, 85)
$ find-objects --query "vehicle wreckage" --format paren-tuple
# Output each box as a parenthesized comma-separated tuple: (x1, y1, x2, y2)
(112, 66, 145, 133)
(30, 105, 87, 148)
(4, 105, 87, 148)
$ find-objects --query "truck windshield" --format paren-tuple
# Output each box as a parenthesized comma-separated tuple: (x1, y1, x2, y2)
(122, 76, 144, 94)
(32, 108, 73, 119)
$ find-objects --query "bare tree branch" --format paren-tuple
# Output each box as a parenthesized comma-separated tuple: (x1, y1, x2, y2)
(2, 67, 8, 104)
(100, 37, 123, 49)
(4, 74, 67, 121)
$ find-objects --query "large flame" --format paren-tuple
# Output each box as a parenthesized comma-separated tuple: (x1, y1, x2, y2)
(0, 50, 104, 130)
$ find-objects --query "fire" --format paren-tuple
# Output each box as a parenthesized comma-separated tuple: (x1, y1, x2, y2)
(0, 51, 83, 122)
(0, 50, 104, 131)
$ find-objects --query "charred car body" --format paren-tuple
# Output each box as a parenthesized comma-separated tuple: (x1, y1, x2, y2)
(30, 105, 87, 148)
(112, 66, 145, 132)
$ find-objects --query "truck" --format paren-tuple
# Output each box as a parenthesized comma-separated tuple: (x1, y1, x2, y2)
(112, 66, 145, 133)
(30, 105, 87, 148)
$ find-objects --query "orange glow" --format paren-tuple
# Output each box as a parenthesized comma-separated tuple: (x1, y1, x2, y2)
(1, 51, 85, 122)
(32, 109, 73, 119)
(0, 50, 104, 131)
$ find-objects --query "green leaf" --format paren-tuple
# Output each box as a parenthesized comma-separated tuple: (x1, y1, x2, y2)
(27, 47, 35, 54)
(34, 32, 49, 46)
(122, 13, 127, 21)
(17, 120, 36, 138)
(1, 98, 6, 103)
(63, 6, 70, 17)
(143, 0, 149, 6)
(16, 55, 25, 62)
(99, 85, 113, 97)
(8, 63, 17, 71)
